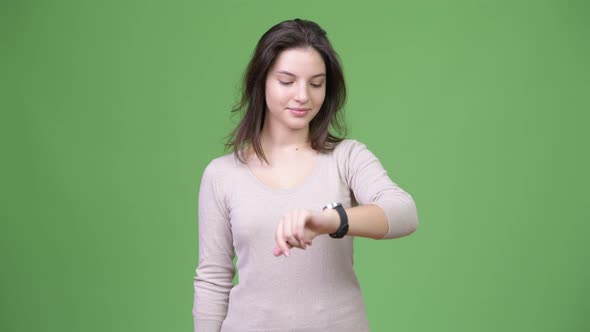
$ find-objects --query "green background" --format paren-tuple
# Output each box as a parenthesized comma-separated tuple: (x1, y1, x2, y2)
(2, 0, 589, 331)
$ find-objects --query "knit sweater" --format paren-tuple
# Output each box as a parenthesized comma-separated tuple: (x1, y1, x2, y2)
(192, 139, 419, 331)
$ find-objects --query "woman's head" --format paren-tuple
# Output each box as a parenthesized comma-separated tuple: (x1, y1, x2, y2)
(226, 19, 347, 164)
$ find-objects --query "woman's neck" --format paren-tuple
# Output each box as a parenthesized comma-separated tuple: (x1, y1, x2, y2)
(259, 124, 311, 152)
(245, 124, 314, 166)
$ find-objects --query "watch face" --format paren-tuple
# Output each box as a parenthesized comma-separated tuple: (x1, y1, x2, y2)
(324, 202, 342, 210)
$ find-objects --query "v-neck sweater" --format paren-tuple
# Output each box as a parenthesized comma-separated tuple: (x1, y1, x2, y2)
(192, 139, 419, 331)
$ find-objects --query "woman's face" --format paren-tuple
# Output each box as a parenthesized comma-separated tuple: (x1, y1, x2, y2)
(264, 47, 326, 133)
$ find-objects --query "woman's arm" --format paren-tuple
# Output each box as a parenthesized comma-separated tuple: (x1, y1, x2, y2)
(339, 139, 419, 239)
(322, 203, 390, 239)
(272, 203, 412, 257)
(193, 160, 235, 331)
(273, 139, 418, 257)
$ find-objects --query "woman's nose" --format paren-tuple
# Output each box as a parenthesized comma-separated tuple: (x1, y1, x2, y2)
(294, 84, 310, 103)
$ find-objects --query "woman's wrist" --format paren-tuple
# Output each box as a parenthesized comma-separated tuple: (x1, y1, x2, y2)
(317, 208, 340, 235)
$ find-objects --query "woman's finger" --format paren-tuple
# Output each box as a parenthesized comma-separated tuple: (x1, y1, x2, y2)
(273, 245, 282, 256)
(293, 210, 307, 249)
(283, 214, 304, 249)
(273, 243, 293, 257)
(275, 219, 290, 256)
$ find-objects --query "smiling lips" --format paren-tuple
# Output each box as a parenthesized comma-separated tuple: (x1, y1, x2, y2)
(288, 108, 310, 117)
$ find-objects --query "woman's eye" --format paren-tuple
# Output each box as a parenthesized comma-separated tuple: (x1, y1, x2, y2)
(310, 83, 324, 88)
(279, 81, 294, 85)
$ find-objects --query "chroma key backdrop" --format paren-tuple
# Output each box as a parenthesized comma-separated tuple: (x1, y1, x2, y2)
(2, 0, 588, 331)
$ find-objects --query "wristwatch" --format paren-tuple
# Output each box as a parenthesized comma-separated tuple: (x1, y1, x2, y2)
(322, 202, 349, 238)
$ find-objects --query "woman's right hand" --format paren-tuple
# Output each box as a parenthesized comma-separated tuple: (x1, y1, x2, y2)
(272, 208, 339, 257)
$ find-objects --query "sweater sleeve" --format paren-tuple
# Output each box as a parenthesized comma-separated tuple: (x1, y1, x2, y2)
(193, 160, 235, 331)
(338, 139, 419, 239)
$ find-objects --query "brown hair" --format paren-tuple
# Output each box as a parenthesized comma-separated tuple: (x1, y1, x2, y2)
(225, 18, 348, 164)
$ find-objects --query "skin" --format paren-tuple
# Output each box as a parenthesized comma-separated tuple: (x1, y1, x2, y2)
(256, 47, 390, 257)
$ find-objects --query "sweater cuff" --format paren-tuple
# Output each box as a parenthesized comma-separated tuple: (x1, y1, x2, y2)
(194, 318, 223, 332)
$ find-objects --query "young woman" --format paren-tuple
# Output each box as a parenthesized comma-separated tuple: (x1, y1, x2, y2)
(193, 18, 419, 332)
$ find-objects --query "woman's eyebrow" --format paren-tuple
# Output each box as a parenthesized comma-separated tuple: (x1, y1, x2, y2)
(275, 70, 326, 78)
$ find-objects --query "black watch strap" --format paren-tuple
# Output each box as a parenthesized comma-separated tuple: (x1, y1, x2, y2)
(324, 203, 349, 238)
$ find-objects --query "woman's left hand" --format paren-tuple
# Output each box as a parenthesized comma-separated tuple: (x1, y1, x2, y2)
(272, 208, 338, 257)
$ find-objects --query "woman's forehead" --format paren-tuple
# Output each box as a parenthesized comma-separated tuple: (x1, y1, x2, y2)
(270, 48, 326, 77)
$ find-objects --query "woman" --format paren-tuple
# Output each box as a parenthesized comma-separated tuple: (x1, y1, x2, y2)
(193, 18, 419, 332)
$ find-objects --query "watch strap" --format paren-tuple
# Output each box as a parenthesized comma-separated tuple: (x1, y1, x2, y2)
(325, 203, 349, 238)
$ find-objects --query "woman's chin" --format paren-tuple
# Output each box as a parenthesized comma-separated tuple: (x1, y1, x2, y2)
(285, 118, 313, 130)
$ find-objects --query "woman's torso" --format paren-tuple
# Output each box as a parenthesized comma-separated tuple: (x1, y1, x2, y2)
(215, 144, 370, 331)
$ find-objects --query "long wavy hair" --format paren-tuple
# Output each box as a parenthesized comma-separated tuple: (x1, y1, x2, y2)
(225, 18, 348, 164)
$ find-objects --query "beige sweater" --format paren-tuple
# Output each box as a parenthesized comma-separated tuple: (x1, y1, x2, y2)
(193, 139, 418, 331)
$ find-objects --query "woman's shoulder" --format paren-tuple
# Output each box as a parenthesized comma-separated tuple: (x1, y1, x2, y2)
(334, 138, 362, 148)
(204, 152, 240, 177)
(331, 138, 384, 171)
(212, 150, 239, 165)
(332, 138, 369, 156)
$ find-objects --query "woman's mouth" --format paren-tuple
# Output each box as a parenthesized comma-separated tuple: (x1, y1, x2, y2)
(288, 108, 310, 117)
